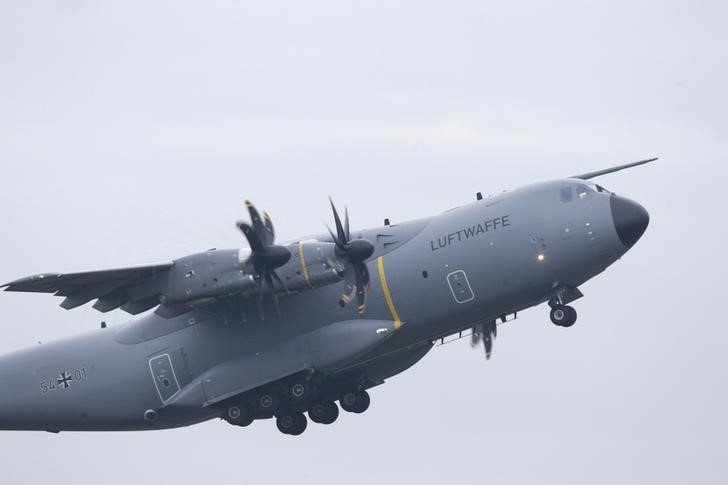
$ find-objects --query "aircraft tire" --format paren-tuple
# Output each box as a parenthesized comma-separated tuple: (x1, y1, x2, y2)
(277, 413, 307, 435)
(290, 413, 307, 435)
(339, 390, 359, 413)
(309, 400, 339, 424)
(286, 379, 317, 403)
(223, 403, 254, 427)
(562, 306, 577, 327)
(254, 391, 281, 416)
(340, 389, 370, 414)
(351, 390, 370, 414)
(550, 305, 577, 327)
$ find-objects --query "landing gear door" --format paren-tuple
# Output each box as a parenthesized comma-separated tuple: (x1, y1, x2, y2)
(149, 353, 181, 404)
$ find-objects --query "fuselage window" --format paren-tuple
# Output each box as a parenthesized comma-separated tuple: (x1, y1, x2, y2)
(560, 187, 573, 203)
(576, 184, 592, 200)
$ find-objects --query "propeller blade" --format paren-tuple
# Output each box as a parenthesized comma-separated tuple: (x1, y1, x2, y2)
(263, 269, 281, 317)
(329, 197, 347, 244)
(263, 211, 275, 246)
(245, 200, 268, 242)
(354, 264, 366, 314)
(339, 267, 356, 306)
(361, 263, 371, 291)
(270, 268, 288, 294)
(256, 274, 265, 320)
(325, 223, 345, 250)
(344, 206, 350, 241)
(237, 222, 265, 253)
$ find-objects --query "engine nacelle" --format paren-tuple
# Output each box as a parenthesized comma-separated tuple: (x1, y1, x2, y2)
(161, 242, 344, 306)
(274, 241, 342, 292)
(162, 249, 256, 304)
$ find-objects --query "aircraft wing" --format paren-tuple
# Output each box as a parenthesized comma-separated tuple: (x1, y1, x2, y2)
(2, 262, 173, 314)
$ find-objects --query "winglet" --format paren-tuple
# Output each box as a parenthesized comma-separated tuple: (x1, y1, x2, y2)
(571, 158, 657, 180)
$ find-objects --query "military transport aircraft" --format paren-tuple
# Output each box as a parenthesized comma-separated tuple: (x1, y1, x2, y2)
(0, 159, 652, 435)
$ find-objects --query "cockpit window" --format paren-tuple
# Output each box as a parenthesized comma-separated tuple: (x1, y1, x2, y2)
(576, 184, 592, 199)
(560, 187, 573, 203)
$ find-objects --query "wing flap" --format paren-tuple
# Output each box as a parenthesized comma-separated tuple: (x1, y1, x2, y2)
(92, 288, 128, 313)
(60, 294, 96, 310)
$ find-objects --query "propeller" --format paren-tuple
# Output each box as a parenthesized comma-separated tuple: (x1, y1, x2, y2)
(236, 200, 291, 318)
(326, 197, 375, 314)
(470, 320, 497, 359)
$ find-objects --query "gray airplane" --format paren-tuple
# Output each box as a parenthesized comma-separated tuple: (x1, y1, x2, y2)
(0, 159, 652, 435)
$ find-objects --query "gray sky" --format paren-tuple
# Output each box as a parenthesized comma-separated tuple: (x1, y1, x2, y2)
(0, 1, 726, 484)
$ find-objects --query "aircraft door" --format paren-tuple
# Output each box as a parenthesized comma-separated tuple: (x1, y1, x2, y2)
(148, 352, 184, 405)
(447, 270, 475, 304)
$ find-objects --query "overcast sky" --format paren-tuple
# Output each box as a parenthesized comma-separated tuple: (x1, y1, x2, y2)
(0, 1, 726, 484)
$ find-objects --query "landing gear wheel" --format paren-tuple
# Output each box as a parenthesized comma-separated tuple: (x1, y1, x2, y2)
(308, 401, 339, 425)
(352, 390, 370, 414)
(286, 379, 317, 403)
(340, 389, 370, 414)
(550, 305, 577, 327)
(223, 402, 254, 427)
(276, 413, 307, 435)
(253, 391, 281, 416)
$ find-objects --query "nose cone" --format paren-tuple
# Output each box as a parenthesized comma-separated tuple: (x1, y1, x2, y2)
(610, 195, 649, 248)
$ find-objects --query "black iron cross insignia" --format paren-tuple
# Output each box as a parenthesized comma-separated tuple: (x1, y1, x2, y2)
(57, 371, 73, 389)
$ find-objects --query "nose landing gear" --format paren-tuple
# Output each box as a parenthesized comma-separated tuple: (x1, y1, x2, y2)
(550, 304, 577, 327)
(548, 287, 582, 327)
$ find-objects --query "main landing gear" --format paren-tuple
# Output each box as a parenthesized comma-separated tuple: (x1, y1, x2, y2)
(221, 379, 373, 436)
(339, 389, 370, 414)
(550, 304, 577, 327)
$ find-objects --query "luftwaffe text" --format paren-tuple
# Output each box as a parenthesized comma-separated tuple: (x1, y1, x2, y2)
(430, 215, 511, 251)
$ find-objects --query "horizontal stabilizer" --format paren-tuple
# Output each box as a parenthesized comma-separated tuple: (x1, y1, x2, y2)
(571, 158, 657, 180)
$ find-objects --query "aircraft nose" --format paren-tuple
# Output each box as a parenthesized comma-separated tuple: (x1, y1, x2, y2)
(610, 195, 649, 248)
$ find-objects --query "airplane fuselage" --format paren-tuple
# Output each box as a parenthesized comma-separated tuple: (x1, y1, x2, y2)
(0, 178, 648, 432)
